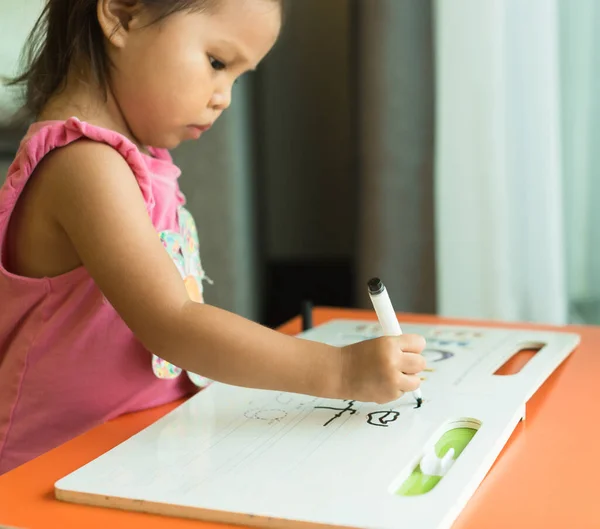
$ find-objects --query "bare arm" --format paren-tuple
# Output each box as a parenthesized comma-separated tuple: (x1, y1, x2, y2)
(42, 141, 342, 398)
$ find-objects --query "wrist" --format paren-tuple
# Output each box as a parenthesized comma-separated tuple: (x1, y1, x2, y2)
(306, 343, 345, 399)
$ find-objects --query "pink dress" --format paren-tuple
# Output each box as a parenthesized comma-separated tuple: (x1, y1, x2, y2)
(0, 117, 212, 475)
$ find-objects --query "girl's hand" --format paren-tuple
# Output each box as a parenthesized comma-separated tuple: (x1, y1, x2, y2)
(339, 334, 426, 403)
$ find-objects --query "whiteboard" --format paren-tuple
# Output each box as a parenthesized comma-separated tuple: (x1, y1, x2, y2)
(55, 319, 579, 529)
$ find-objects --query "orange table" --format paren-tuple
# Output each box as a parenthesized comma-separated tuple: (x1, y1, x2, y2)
(1, 308, 599, 528)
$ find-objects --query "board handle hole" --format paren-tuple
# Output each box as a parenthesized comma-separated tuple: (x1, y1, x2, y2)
(494, 342, 545, 376)
(391, 417, 481, 496)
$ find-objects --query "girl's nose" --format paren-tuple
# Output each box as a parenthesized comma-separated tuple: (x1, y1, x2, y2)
(210, 87, 232, 111)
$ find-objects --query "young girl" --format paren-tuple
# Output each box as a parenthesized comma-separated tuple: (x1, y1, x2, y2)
(0, 0, 426, 475)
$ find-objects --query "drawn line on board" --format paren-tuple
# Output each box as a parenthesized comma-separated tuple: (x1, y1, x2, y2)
(315, 400, 359, 426)
(276, 393, 295, 405)
(422, 349, 454, 362)
(206, 404, 313, 484)
(218, 393, 328, 479)
(223, 415, 308, 477)
(235, 396, 324, 467)
(284, 397, 371, 472)
(453, 346, 497, 385)
(244, 408, 288, 423)
(159, 404, 246, 466)
(179, 395, 314, 488)
(366, 410, 400, 427)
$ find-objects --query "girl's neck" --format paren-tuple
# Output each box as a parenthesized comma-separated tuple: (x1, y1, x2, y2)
(39, 71, 149, 154)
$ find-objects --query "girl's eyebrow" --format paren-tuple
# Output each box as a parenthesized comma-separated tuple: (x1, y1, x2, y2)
(213, 39, 256, 70)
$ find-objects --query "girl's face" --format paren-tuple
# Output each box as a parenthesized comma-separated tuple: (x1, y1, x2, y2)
(101, 0, 281, 149)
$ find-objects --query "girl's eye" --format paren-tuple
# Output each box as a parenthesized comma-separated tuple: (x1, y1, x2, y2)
(209, 56, 226, 71)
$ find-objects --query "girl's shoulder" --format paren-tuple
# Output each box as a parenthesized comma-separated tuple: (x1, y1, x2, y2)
(17, 117, 159, 178)
(0, 118, 157, 280)
(3, 117, 171, 215)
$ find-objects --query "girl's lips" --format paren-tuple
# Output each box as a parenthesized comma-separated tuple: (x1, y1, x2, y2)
(190, 124, 212, 132)
(186, 124, 212, 139)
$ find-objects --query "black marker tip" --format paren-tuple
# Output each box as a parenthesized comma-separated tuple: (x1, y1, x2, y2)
(367, 277, 384, 295)
(414, 398, 423, 409)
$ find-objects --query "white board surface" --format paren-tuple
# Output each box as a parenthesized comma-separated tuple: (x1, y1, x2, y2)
(55, 319, 580, 529)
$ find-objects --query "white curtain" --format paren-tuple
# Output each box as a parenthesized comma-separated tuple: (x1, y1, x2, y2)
(560, 0, 600, 324)
(433, 0, 583, 325)
(0, 0, 45, 123)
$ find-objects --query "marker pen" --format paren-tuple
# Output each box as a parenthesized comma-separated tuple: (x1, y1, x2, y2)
(367, 277, 423, 408)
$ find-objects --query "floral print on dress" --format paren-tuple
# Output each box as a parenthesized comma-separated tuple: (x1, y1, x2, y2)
(154, 206, 212, 388)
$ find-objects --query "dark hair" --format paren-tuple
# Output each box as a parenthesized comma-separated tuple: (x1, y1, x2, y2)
(7, 0, 282, 119)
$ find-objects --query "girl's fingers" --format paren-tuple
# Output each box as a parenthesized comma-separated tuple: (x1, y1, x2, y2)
(393, 351, 427, 374)
(397, 334, 427, 353)
(399, 373, 422, 392)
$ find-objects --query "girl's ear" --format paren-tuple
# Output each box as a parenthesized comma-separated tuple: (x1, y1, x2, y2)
(97, 0, 145, 48)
